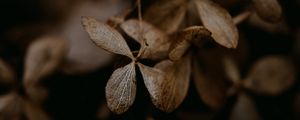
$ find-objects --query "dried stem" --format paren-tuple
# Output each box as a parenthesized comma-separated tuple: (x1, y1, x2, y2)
(136, 0, 147, 59)
(233, 10, 252, 25)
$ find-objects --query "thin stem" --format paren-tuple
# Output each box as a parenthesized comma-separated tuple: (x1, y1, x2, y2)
(136, 0, 147, 59)
(233, 10, 252, 25)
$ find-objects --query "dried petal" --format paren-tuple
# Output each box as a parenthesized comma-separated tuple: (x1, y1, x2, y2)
(23, 36, 68, 103)
(139, 55, 191, 112)
(105, 62, 136, 114)
(24, 36, 68, 82)
(248, 13, 289, 34)
(121, 19, 170, 60)
(230, 93, 261, 120)
(223, 56, 240, 84)
(169, 40, 190, 61)
(0, 59, 15, 85)
(244, 56, 296, 95)
(81, 16, 134, 59)
(106, 9, 131, 28)
(169, 26, 211, 61)
(137, 63, 164, 107)
(144, 0, 187, 34)
(0, 93, 16, 111)
(193, 61, 227, 110)
(0, 93, 24, 120)
(193, 49, 228, 110)
(24, 100, 50, 120)
(184, 26, 212, 47)
(252, 0, 282, 23)
(195, 0, 238, 48)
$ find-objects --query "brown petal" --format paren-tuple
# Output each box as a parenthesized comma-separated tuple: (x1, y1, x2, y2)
(193, 50, 228, 110)
(105, 62, 136, 114)
(247, 13, 289, 34)
(0, 93, 16, 111)
(230, 93, 261, 120)
(0, 59, 16, 86)
(223, 56, 241, 84)
(169, 26, 211, 61)
(251, 0, 282, 23)
(106, 9, 131, 28)
(23, 36, 68, 103)
(81, 16, 134, 59)
(169, 40, 190, 61)
(24, 100, 50, 120)
(139, 55, 191, 112)
(121, 19, 170, 60)
(244, 56, 296, 95)
(0, 93, 24, 120)
(144, 0, 187, 34)
(194, 0, 238, 48)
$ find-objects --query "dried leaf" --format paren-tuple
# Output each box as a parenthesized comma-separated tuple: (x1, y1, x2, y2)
(252, 0, 282, 23)
(169, 26, 211, 61)
(223, 56, 240, 84)
(139, 55, 191, 112)
(144, 0, 187, 34)
(195, 0, 238, 48)
(121, 19, 170, 60)
(81, 16, 134, 59)
(0, 59, 15, 85)
(230, 93, 261, 120)
(23, 36, 67, 103)
(244, 56, 296, 95)
(24, 100, 50, 120)
(105, 62, 136, 114)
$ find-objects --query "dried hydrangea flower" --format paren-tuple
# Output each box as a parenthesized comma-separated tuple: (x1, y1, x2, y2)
(224, 55, 296, 95)
(223, 56, 296, 120)
(0, 59, 50, 120)
(82, 17, 191, 114)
